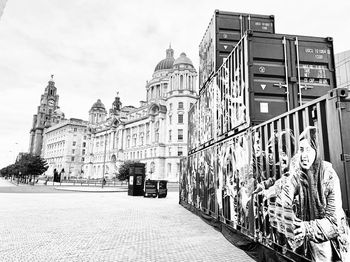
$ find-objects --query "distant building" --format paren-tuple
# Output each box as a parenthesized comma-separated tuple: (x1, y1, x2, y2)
(84, 46, 198, 181)
(335, 50, 350, 90)
(83, 98, 133, 180)
(41, 118, 88, 179)
(29, 76, 65, 156)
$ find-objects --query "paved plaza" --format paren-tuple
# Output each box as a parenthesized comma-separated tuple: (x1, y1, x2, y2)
(0, 178, 255, 262)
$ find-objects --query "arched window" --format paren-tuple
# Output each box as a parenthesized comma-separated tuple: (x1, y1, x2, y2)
(180, 75, 183, 89)
(172, 76, 175, 91)
(155, 121, 159, 143)
(150, 162, 155, 174)
(157, 85, 160, 98)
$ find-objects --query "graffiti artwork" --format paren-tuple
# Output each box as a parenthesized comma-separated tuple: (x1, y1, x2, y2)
(181, 123, 350, 261)
(188, 103, 200, 151)
(216, 40, 248, 137)
(217, 132, 251, 229)
(199, 80, 215, 145)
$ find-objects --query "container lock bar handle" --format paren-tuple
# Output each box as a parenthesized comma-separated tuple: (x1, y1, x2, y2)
(240, 15, 243, 37)
(295, 37, 303, 105)
(248, 15, 251, 31)
(282, 37, 290, 111)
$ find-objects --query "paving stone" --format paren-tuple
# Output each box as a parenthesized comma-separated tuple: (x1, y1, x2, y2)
(0, 191, 255, 262)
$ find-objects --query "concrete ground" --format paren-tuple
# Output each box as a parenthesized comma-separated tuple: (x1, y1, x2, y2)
(0, 178, 255, 262)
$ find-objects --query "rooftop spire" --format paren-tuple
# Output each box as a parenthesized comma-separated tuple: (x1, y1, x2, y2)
(166, 44, 174, 59)
(47, 74, 56, 87)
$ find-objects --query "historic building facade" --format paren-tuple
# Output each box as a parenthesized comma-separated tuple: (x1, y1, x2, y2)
(29, 76, 65, 156)
(41, 118, 88, 179)
(84, 46, 198, 182)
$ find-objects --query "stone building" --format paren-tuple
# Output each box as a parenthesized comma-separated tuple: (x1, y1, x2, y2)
(29, 75, 65, 156)
(41, 118, 88, 179)
(84, 46, 198, 181)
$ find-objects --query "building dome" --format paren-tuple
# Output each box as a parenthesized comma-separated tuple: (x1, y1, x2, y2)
(154, 46, 175, 72)
(173, 52, 193, 67)
(91, 99, 105, 110)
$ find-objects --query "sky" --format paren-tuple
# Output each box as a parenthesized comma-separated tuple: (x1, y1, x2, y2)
(0, 0, 349, 168)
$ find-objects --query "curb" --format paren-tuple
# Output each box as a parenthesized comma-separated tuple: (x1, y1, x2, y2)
(54, 187, 128, 193)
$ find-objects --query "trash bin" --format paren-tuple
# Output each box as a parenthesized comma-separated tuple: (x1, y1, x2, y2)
(158, 180, 168, 198)
(144, 179, 158, 198)
(128, 163, 145, 196)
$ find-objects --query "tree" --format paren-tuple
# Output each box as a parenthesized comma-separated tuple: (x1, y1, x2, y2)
(0, 164, 18, 178)
(15, 154, 48, 183)
(117, 161, 139, 181)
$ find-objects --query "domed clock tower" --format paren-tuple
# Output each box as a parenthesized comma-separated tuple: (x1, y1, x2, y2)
(29, 75, 61, 156)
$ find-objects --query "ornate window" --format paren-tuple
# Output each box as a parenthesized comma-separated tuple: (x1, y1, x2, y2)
(178, 129, 183, 141)
(178, 114, 183, 124)
(132, 134, 137, 147)
(177, 147, 183, 156)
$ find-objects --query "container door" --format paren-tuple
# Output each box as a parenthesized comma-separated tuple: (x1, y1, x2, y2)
(215, 13, 243, 72)
(326, 89, 350, 217)
(292, 37, 335, 107)
(215, 36, 250, 139)
(249, 36, 292, 125)
(338, 96, 350, 217)
(199, 17, 215, 89)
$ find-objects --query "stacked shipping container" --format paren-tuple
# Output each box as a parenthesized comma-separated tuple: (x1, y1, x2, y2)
(190, 31, 336, 151)
(181, 9, 349, 262)
(199, 10, 275, 89)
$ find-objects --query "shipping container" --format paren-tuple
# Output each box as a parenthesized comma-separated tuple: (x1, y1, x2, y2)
(199, 10, 275, 89)
(180, 88, 350, 261)
(215, 31, 336, 142)
(190, 31, 336, 152)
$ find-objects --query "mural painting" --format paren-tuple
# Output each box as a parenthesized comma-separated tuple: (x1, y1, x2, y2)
(181, 125, 350, 261)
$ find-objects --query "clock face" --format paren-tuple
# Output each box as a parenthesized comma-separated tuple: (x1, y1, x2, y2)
(48, 99, 54, 106)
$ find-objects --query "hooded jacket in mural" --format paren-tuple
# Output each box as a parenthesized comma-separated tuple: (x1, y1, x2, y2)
(282, 126, 349, 261)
